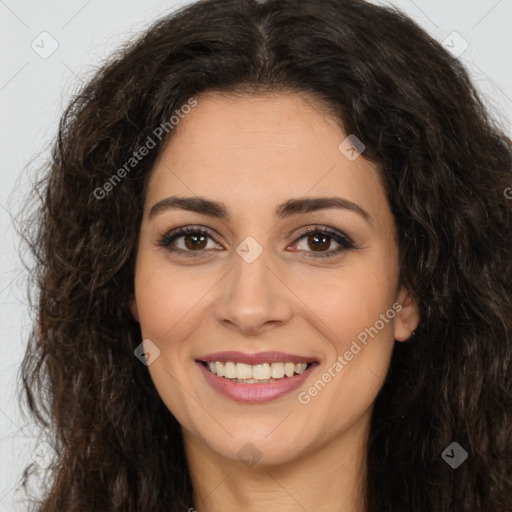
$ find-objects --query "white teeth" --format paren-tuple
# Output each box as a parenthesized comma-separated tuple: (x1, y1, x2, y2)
(224, 362, 237, 379)
(204, 361, 311, 380)
(284, 362, 295, 377)
(252, 363, 271, 380)
(215, 361, 225, 377)
(236, 363, 253, 380)
(295, 363, 307, 374)
(270, 362, 285, 378)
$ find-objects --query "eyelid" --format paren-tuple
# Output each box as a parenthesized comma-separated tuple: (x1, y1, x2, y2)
(293, 225, 355, 247)
(158, 225, 222, 249)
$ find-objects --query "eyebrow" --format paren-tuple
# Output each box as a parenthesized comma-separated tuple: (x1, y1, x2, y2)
(148, 195, 372, 224)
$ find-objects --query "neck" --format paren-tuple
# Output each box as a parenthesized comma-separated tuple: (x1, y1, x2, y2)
(182, 411, 370, 512)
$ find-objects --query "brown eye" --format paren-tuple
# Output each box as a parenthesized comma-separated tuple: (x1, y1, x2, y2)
(304, 233, 332, 252)
(292, 226, 355, 258)
(159, 227, 222, 257)
(182, 232, 208, 250)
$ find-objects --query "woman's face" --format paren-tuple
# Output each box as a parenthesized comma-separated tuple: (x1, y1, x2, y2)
(130, 91, 419, 466)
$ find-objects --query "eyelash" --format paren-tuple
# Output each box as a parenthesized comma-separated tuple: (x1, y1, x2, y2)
(158, 225, 356, 259)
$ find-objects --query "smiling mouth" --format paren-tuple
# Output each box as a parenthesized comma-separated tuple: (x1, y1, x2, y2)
(199, 360, 315, 383)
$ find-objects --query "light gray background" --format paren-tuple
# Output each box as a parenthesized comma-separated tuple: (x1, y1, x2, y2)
(1, 1, 511, 510)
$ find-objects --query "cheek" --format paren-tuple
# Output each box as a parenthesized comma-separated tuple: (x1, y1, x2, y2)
(134, 254, 209, 341)
(133, 258, 203, 424)
(295, 255, 398, 334)
(299, 258, 399, 390)
(293, 272, 398, 437)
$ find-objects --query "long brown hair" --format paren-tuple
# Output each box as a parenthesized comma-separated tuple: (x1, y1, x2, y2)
(19, 0, 512, 510)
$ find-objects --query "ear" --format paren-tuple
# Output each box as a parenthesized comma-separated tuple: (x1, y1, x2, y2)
(393, 285, 420, 342)
(128, 293, 140, 322)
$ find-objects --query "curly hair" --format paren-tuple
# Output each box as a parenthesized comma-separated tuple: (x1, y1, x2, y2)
(18, 0, 512, 510)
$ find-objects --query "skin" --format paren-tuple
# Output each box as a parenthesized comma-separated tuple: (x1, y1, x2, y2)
(130, 91, 420, 512)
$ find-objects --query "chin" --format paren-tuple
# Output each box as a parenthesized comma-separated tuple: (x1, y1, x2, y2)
(216, 435, 307, 467)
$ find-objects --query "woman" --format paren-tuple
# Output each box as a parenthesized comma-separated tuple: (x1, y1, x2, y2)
(19, 0, 512, 510)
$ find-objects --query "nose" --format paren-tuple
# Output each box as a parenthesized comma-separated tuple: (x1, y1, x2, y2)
(214, 247, 294, 336)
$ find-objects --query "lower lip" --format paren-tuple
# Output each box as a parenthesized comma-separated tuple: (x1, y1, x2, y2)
(197, 362, 317, 403)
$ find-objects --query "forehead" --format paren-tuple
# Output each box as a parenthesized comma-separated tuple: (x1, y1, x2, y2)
(145, 91, 389, 226)
(160, 91, 344, 161)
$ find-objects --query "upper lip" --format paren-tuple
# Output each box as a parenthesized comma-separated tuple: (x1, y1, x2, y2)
(196, 351, 317, 365)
